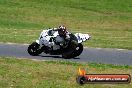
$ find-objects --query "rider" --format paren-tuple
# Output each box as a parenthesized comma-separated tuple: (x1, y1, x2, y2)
(39, 25, 71, 51)
(54, 25, 71, 47)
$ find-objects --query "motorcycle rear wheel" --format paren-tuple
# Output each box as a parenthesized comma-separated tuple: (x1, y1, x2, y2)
(62, 43, 83, 59)
(72, 43, 83, 57)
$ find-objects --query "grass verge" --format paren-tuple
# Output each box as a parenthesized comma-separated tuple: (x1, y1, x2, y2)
(0, 0, 132, 49)
(0, 57, 132, 88)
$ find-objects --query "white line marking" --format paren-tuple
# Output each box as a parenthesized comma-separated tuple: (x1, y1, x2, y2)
(117, 49, 125, 51)
(0, 42, 29, 46)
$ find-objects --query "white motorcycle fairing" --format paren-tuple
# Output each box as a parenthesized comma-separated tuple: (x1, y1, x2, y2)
(75, 33, 91, 43)
(36, 30, 62, 50)
(36, 30, 91, 50)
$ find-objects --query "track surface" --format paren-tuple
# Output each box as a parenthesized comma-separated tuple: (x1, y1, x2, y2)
(0, 43, 132, 65)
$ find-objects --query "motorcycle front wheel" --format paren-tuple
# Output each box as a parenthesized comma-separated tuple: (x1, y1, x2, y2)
(27, 42, 42, 56)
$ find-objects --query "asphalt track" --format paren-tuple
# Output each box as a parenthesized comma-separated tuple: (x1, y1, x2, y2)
(0, 43, 132, 65)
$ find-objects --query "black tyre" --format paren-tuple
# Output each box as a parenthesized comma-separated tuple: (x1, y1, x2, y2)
(62, 40, 78, 59)
(72, 43, 83, 57)
(62, 53, 72, 59)
(27, 42, 42, 56)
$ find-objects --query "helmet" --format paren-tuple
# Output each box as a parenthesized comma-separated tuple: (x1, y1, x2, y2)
(58, 25, 67, 36)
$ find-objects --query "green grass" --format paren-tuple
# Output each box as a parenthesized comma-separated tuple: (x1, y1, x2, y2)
(0, 0, 132, 49)
(0, 57, 132, 88)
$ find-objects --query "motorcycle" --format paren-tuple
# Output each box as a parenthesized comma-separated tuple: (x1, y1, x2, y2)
(27, 30, 91, 59)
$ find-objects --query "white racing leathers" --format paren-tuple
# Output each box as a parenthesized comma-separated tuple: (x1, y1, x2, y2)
(39, 28, 69, 50)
